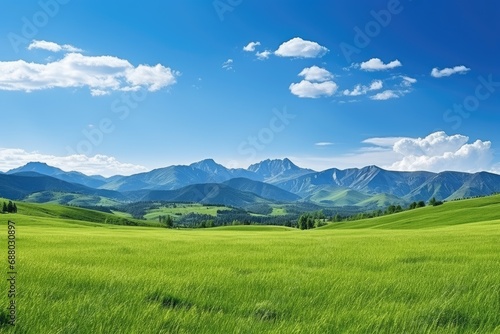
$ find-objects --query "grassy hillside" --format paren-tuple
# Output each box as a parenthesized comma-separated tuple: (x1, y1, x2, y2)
(306, 187, 370, 206)
(322, 194, 500, 229)
(24, 191, 122, 207)
(0, 196, 498, 332)
(1, 198, 151, 227)
(305, 186, 405, 208)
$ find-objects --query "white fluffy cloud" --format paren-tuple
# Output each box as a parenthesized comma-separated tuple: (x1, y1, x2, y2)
(28, 40, 82, 53)
(298, 66, 333, 82)
(290, 66, 337, 98)
(243, 41, 260, 52)
(370, 90, 399, 100)
(344, 80, 383, 96)
(0, 148, 147, 177)
(389, 132, 493, 172)
(431, 65, 470, 78)
(0, 43, 178, 95)
(360, 58, 402, 71)
(289, 80, 338, 98)
(275, 37, 328, 58)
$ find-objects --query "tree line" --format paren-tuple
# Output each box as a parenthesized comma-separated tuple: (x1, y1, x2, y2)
(2, 201, 17, 214)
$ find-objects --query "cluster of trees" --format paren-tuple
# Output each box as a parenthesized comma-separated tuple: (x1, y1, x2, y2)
(243, 203, 273, 215)
(429, 197, 443, 206)
(297, 211, 327, 230)
(170, 211, 296, 228)
(338, 210, 383, 221)
(385, 204, 403, 214)
(158, 215, 174, 228)
(2, 201, 17, 214)
(408, 201, 426, 209)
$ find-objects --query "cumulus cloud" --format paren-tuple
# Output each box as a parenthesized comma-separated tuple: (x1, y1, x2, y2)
(0, 43, 178, 95)
(360, 58, 402, 71)
(431, 65, 470, 78)
(388, 132, 493, 172)
(291, 132, 497, 173)
(256, 50, 271, 60)
(0, 148, 147, 177)
(28, 40, 82, 53)
(289, 80, 338, 98)
(275, 37, 328, 58)
(222, 58, 233, 70)
(298, 66, 333, 82)
(290, 66, 337, 98)
(243, 41, 260, 52)
(343, 80, 383, 96)
(370, 90, 399, 100)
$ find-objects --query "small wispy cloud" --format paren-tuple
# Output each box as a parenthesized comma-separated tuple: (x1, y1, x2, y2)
(28, 40, 82, 53)
(431, 65, 470, 78)
(343, 80, 383, 96)
(243, 41, 261, 52)
(222, 58, 234, 71)
(360, 58, 402, 71)
(256, 50, 271, 60)
(401, 76, 417, 87)
(362, 137, 406, 147)
(370, 90, 399, 100)
(315, 142, 334, 146)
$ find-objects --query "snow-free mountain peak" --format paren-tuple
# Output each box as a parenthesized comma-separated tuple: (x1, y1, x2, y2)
(7, 161, 106, 188)
(7, 161, 65, 176)
(247, 158, 314, 183)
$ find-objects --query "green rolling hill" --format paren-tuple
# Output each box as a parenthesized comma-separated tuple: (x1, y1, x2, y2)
(24, 191, 122, 207)
(321, 194, 500, 230)
(2, 198, 150, 227)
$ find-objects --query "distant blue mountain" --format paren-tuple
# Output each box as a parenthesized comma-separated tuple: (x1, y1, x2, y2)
(274, 165, 500, 202)
(7, 162, 107, 189)
(0, 172, 124, 201)
(3, 159, 500, 207)
(223, 178, 301, 202)
(100, 158, 313, 192)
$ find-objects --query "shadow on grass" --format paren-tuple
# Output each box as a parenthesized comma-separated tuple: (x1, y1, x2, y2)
(146, 292, 193, 310)
(0, 311, 11, 327)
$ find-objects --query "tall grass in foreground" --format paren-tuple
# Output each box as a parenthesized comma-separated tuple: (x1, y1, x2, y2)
(0, 212, 499, 333)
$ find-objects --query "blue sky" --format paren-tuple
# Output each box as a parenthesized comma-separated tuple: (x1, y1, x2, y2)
(0, 0, 499, 176)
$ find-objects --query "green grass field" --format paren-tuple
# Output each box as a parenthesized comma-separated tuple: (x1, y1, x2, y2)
(1, 196, 499, 333)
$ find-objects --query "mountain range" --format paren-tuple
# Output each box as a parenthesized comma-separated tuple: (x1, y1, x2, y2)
(2, 159, 500, 210)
